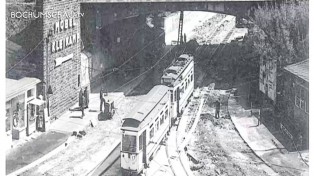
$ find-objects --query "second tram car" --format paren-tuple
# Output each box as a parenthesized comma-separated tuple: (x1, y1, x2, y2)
(161, 54, 194, 124)
(121, 85, 171, 176)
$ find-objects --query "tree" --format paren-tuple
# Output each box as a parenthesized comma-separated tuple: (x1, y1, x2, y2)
(248, 0, 309, 67)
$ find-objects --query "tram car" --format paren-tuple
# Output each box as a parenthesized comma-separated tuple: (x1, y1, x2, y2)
(121, 54, 194, 176)
(121, 85, 171, 176)
(161, 54, 194, 123)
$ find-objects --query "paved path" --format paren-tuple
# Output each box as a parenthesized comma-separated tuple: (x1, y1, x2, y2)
(178, 98, 204, 152)
(49, 93, 124, 133)
(6, 92, 125, 176)
(228, 95, 309, 176)
(167, 128, 189, 176)
(146, 145, 173, 176)
(166, 93, 204, 176)
(6, 131, 68, 175)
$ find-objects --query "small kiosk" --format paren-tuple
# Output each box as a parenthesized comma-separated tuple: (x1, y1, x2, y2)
(6, 77, 48, 146)
(27, 98, 48, 134)
(102, 93, 117, 119)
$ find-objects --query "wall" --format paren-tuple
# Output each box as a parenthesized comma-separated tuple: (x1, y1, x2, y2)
(292, 76, 309, 146)
(259, 57, 277, 101)
(43, 0, 81, 118)
(281, 71, 309, 148)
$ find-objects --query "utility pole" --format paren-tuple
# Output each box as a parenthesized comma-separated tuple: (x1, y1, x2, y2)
(44, 29, 53, 132)
(177, 11, 184, 45)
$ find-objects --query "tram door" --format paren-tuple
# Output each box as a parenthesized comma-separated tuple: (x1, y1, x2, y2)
(176, 88, 180, 116)
(142, 130, 147, 167)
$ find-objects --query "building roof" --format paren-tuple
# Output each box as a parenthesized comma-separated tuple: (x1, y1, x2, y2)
(6, 77, 41, 100)
(284, 60, 309, 82)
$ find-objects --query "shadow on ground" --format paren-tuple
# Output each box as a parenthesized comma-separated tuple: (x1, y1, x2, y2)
(6, 131, 68, 175)
(98, 112, 112, 121)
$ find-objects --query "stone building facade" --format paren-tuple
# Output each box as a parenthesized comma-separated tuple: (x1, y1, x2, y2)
(42, 0, 82, 118)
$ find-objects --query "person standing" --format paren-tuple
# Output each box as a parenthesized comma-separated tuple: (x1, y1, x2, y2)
(84, 87, 89, 109)
(100, 88, 104, 112)
(297, 132, 303, 150)
(79, 88, 85, 118)
(215, 99, 221, 119)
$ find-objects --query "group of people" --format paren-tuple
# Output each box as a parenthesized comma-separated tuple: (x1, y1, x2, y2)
(76, 87, 109, 118)
(79, 87, 89, 117)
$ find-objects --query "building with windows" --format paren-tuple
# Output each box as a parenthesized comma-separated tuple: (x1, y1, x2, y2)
(6, 77, 47, 148)
(7, 0, 85, 122)
(280, 60, 309, 149)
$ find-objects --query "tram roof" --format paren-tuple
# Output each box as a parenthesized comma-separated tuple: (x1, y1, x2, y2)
(162, 54, 193, 83)
(122, 85, 169, 130)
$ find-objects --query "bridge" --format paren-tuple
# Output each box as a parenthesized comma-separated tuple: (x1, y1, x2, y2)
(80, 0, 272, 27)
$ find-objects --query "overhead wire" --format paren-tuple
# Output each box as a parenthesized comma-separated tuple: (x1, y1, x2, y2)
(71, 30, 166, 89)
(95, 31, 166, 81)
(88, 46, 175, 104)
(76, 17, 152, 73)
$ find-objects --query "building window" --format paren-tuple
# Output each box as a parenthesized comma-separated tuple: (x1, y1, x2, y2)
(27, 89, 34, 98)
(295, 84, 308, 113)
(11, 94, 26, 129)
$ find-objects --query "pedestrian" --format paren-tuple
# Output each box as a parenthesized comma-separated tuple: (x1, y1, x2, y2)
(100, 88, 104, 112)
(298, 132, 303, 150)
(105, 88, 108, 96)
(234, 88, 238, 102)
(84, 87, 89, 109)
(215, 99, 220, 119)
(79, 88, 85, 118)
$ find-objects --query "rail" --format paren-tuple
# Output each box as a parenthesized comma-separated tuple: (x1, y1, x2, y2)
(166, 92, 204, 176)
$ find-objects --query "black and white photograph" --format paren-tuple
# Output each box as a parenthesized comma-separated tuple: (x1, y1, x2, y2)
(2, 0, 311, 176)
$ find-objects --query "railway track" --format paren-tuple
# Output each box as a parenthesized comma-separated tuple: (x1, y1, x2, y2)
(166, 94, 204, 176)
(87, 15, 239, 176)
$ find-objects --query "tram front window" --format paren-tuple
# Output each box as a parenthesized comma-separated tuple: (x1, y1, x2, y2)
(122, 135, 137, 152)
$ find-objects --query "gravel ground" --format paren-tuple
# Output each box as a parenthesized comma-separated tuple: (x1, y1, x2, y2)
(188, 92, 270, 176)
(19, 96, 139, 176)
(191, 14, 227, 45)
